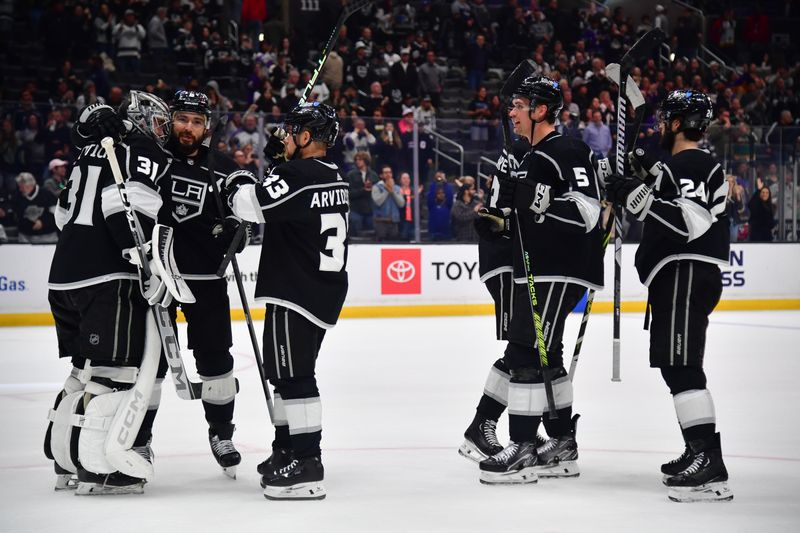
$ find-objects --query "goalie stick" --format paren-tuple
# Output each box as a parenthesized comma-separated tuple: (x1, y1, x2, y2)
(206, 117, 275, 424)
(610, 28, 665, 382)
(101, 136, 204, 400)
(568, 62, 647, 381)
(217, 0, 375, 276)
(497, 59, 558, 418)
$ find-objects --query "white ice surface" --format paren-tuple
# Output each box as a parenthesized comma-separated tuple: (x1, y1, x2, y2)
(1, 311, 799, 533)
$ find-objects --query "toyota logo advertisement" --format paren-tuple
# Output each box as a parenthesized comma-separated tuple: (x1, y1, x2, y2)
(381, 249, 421, 294)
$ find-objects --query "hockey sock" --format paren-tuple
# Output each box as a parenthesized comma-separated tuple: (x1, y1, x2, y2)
(271, 393, 291, 449)
(476, 358, 509, 420)
(661, 367, 715, 442)
(507, 366, 544, 443)
(274, 377, 322, 459)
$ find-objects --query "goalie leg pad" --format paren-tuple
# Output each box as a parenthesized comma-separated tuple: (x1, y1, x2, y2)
(45, 366, 84, 462)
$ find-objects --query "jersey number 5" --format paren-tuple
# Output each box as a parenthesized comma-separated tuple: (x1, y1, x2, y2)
(573, 167, 590, 187)
(319, 213, 347, 272)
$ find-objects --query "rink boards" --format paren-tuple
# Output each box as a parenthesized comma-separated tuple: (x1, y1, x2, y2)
(1, 243, 799, 326)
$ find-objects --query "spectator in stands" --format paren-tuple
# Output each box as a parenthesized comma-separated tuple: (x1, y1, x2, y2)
(372, 164, 405, 241)
(653, 4, 669, 36)
(206, 80, 233, 114)
(253, 80, 279, 113)
(175, 19, 199, 77)
(557, 109, 581, 139)
(376, 119, 402, 171)
(114, 9, 146, 73)
(279, 84, 300, 113)
(464, 34, 489, 91)
(362, 82, 389, 118)
(450, 184, 482, 242)
(13, 172, 58, 244)
(418, 51, 445, 108)
(18, 114, 46, 179)
(582, 110, 612, 158)
(148, 7, 169, 66)
(343, 119, 377, 172)
(12, 90, 42, 132)
(350, 45, 377, 96)
(390, 47, 420, 100)
(1, 117, 23, 192)
(397, 172, 420, 241)
(417, 95, 437, 129)
(427, 181, 453, 241)
(725, 174, 748, 242)
(322, 47, 345, 92)
(347, 151, 377, 238)
(748, 184, 776, 242)
(75, 80, 104, 110)
(232, 114, 260, 150)
(93, 3, 115, 56)
(43, 159, 68, 197)
(467, 86, 491, 142)
(707, 109, 734, 159)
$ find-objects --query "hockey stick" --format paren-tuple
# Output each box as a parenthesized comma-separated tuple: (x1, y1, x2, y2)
(205, 117, 275, 424)
(497, 59, 557, 418)
(101, 136, 203, 400)
(568, 63, 647, 381)
(217, 0, 374, 276)
(610, 28, 665, 382)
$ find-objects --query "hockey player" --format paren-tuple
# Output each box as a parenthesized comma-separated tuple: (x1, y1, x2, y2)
(225, 102, 348, 501)
(475, 76, 604, 485)
(461, 136, 531, 463)
(605, 90, 733, 502)
(159, 90, 250, 478)
(45, 92, 175, 494)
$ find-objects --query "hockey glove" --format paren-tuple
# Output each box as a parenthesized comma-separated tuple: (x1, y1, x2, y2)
(212, 215, 251, 254)
(513, 181, 552, 215)
(628, 148, 663, 186)
(496, 174, 517, 210)
(475, 207, 511, 241)
(223, 169, 259, 209)
(264, 127, 288, 165)
(605, 173, 653, 220)
(75, 104, 127, 144)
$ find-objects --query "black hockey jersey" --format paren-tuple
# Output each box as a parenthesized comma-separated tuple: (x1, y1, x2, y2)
(48, 134, 168, 289)
(478, 138, 529, 282)
(229, 158, 349, 329)
(512, 131, 604, 289)
(635, 148, 729, 286)
(158, 144, 250, 278)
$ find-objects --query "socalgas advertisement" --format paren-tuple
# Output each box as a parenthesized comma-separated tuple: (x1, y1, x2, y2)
(1, 243, 799, 325)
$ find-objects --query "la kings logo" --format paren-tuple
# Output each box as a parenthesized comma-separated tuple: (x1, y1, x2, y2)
(171, 175, 207, 222)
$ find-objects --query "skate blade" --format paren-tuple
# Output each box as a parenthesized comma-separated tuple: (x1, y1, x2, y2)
(54, 474, 78, 491)
(263, 481, 326, 501)
(458, 440, 488, 463)
(222, 465, 237, 480)
(667, 481, 733, 503)
(479, 467, 538, 485)
(75, 481, 145, 496)
(534, 460, 580, 478)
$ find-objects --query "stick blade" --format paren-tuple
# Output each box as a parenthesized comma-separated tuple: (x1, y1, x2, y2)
(344, 0, 373, 16)
(620, 28, 665, 69)
(606, 63, 646, 109)
(501, 59, 537, 98)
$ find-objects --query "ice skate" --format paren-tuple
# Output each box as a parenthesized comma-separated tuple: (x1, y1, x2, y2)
(262, 456, 326, 501)
(534, 414, 580, 478)
(459, 415, 503, 463)
(479, 442, 539, 485)
(257, 447, 293, 477)
(209, 425, 241, 479)
(54, 463, 77, 491)
(666, 433, 733, 503)
(661, 444, 695, 485)
(75, 469, 146, 495)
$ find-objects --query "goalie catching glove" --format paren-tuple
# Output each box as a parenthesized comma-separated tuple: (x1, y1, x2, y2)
(124, 224, 195, 307)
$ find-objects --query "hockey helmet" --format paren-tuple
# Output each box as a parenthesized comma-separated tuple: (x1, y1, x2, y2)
(658, 90, 713, 133)
(119, 90, 172, 145)
(171, 90, 211, 128)
(284, 102, 339, 148)
(512, 75, 563, 121)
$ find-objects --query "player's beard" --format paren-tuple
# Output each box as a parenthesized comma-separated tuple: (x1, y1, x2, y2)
(659, 129, 676, 152)
(170, 130, 205, 156)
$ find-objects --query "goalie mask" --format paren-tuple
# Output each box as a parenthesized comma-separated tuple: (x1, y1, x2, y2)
(120, 91, 172, 146)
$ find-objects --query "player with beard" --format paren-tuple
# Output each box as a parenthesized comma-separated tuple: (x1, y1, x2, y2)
(156, 90, 255, 478)
(605, 90, 732, 502)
